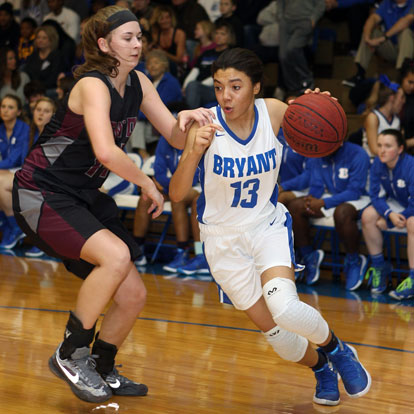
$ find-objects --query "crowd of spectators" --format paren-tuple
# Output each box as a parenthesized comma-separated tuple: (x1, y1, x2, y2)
(0, 0, 414, 297)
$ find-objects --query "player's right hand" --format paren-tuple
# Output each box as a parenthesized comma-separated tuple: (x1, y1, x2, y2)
(193, 124, 223, 154)
(141, 181, 164, 219)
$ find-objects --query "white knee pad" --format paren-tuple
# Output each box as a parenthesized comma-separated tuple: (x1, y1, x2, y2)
(263, 277, 329, 345)
(263, 326, 308, 362)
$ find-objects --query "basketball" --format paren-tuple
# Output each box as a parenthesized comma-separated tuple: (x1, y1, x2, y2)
(282, 93, 347, 158)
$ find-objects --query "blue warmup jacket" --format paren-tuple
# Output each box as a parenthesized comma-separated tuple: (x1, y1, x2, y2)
(0, 119, 30, 169)
(309, 142, 370, 209)
(279, 144, 307, 184)
(281, 158, 317, 192)
(154, 136, 198, 194)
(369, 153, 414, 221)
(138, 72, 182, 121)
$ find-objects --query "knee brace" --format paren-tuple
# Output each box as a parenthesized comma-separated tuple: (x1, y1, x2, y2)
(263, 326, 308, 362)
(263, 277, 329, 345)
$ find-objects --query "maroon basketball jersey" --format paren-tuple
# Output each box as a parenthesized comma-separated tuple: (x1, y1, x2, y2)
(16, 70, 143, 194)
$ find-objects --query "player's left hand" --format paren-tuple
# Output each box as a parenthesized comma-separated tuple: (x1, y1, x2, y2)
(303, 88, 338, 101)
(177, 108, 216, 132)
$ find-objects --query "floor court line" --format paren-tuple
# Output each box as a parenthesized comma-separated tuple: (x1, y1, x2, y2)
(1, 304, 413, 354)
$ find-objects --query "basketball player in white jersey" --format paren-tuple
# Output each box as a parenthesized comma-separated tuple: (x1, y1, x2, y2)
(169, 48, 371, 406)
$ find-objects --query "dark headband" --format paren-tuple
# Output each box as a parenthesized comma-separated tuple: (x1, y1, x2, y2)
(107, 9, 139, 32)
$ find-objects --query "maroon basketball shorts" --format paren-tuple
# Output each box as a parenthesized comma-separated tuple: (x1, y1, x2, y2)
(12, 186, 140, 279)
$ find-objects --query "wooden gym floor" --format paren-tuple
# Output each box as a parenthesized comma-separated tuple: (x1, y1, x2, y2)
(0, 251, 413, 414)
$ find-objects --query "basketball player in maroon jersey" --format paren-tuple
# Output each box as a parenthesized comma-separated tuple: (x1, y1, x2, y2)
(12, 6, 214, 403)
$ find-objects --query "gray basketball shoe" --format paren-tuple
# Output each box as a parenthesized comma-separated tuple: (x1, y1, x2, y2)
(49, 343, 112, 403)
(103, 366, 148, 396)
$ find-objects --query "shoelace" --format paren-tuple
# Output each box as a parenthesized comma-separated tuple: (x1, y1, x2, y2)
(396, 276, 414, 293)
(334, 348, 360, 381)
(318, 364, 338, 392)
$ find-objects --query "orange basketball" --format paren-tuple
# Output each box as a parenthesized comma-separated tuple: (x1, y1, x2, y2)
(282, 94, 347, 157)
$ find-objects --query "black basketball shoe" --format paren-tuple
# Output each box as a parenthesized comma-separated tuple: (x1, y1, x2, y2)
(102, 366, 148, 396)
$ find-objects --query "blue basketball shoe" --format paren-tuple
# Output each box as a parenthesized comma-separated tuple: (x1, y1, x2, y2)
(327, 340, 371, 398)
(303, 250, 324, 285)
(163, 248, 189, 272)
(365, 262, 392, 294)
(178, 254, 210, 275)
(344, 254, 368, 291)
(313, 359, 340, 406)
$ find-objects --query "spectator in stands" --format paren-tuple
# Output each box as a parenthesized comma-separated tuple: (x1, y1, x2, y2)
(23, 25, 63, 94)
(22, 79, 45, 120)
(150, 5, 186, 78)
(278, 144, 310, 206)
(0, 94, 30, 249)
(343, 0, 414, 88)
(399, 57, 414, 154)
(41, 19, 76, 74)
(235, 0, 274, 49)
(89, 0, 108, 16)
(133, 136, 210, 275)
(0, 47, 30, 105)
(182, 21, 235, 109)
(43, 0, 80, 43)
(18, 17, 37, 66)
(189, 20, 216, 69)
(198, 0, 221, 22)
(361, 128, 414, 299)
(171, 0, 209, 61)
(20, 0, 49, 26)
(277, 0, 326, 95)
(215, 0, 243, 47)
(65, 0, 90, 21)
(73, 17, 89, 67)
(324, 0, 374, 56)
(253, 0, 279, 64)
(128, 49, 182, 159)
(287, 141, 370, 291)
(132, 0, 154, 31)
(55, 74, 75, 106)
(362, 74, 405, 156)
(0, 2, 20, 51)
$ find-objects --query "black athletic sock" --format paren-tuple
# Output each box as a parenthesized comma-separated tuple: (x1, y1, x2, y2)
(59, 311, 96, 359)
(320, 331, 339, 354)
(92, 334, 118, 376)
(311, 349, 328, 371)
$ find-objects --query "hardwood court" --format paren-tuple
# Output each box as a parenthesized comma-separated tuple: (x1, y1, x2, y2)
(0, 252, 413, 414)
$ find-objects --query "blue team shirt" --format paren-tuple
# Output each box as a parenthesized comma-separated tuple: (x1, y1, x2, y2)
(369, 153, 414, 220)
(309, 142, 370, 209)
(376, 0, 414, 41)
(0, 118, 30, 169)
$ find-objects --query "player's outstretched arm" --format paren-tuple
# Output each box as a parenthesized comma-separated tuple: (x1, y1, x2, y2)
(137, 71, 214, 150)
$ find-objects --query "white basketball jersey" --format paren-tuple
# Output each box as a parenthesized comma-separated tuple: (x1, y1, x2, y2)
(197, 99, 284, 227)
(362, 109, 400, 157)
